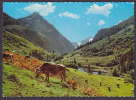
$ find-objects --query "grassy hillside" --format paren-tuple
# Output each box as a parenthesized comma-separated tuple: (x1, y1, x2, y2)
(3, 31, 53, 60)
(3, 62, 134, 97)
(4, 25, 47, 50)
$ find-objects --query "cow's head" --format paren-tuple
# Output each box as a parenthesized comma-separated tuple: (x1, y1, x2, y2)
(35, 68, 42, 78)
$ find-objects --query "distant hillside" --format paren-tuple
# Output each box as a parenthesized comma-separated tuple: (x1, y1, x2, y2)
(17, 12, 74, 53)
(93, 16, 134, 41)
(57, 16, 134, 69)
(79, 24, 134, 58)
(75, 15, 134, 58)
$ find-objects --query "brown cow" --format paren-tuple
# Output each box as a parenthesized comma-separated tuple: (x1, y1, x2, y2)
(3, 54, 12, 59)
(3, 53, 13, 62)
(35, 62, 66, 82)
(25, 56, 30, 59)
(24, 56, 30, 61)
(3, 53, 13, 58)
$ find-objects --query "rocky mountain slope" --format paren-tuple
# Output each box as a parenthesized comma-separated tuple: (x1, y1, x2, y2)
(17, 12, 74, 53)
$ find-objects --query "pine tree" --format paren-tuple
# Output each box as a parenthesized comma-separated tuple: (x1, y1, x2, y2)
(74, 58, 77, 64)
(112, 68, 119, 77)
(88, 64, 92, 73)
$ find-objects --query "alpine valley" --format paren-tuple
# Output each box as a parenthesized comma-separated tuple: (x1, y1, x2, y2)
(3, 12, 134, 97)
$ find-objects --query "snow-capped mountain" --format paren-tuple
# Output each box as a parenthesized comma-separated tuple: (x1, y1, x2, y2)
(72, 37, 93, 48)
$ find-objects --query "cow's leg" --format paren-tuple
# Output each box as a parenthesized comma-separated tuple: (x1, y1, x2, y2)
(48, 73, 49, 82)
(62, 74, 65, 82)
(45, 76, 47, 81)
(62, 70, 66, 82)
(60, 71, 65, 82)
(45, 73, 48, 82)
(10, 57, 13, 63)
(63, 73, 66, 82)
(45, 72, 49, 82)
(61, 74, 63, 82)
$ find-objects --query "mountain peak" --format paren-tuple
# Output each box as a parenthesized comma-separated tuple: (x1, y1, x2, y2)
(30, 12, 40, 16)
(25, 12, 44, 20)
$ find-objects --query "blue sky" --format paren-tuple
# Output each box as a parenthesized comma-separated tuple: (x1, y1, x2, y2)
(3, 2, 134, 42)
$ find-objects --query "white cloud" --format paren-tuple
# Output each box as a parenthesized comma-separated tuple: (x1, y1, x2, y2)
(131, 2, 134, 5)
(85, 3, 113, 17)
(58, 13, 63, 17)
(87, 22, 90, 26)
(58, 12, 80, 19)
(98, 20, 105, 26)
(24, 2, 55, 16)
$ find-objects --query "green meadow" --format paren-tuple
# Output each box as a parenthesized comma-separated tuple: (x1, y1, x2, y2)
(3, 63, 134, 97)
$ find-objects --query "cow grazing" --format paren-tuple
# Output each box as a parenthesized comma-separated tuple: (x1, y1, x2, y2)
(3, 53, 14, 63)
(35, 62, 66, 82)
(3, 54, 12, 59)
(25, 56, 30, 58)
(3, 53, 13, 60)
(24, 56, 30, 60)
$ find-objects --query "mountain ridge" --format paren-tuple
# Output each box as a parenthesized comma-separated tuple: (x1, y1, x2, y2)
(93, 15, 134, 42)
(17, 12, 74, 53)
(3, 12, 74, 53)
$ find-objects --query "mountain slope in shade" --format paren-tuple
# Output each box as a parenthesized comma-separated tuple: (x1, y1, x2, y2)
(3, 13, 19, 26)
(93, 16, 134, 41)
(3, 13, 47, 50)
(72, 37, 93, 48)
(17, 12, 74, 53)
